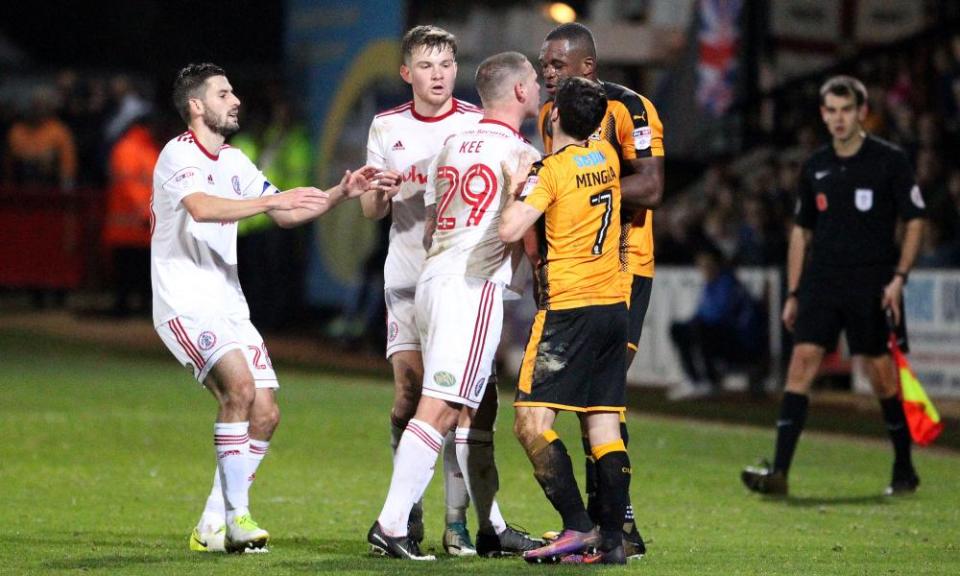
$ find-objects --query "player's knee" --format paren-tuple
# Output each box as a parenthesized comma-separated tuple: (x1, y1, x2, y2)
(251, 401, 280, 434)
(222, 378, 256, 413)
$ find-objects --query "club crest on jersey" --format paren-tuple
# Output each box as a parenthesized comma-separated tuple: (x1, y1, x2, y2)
(388, 321, 399, 342)
(434, 371, 457, 388)
(231, 175, 241, 196)
(197, 331, 217, 351)
(910, 185, 925, 209)
(855, 188, 873, 211)
(816, 193, 828, 212)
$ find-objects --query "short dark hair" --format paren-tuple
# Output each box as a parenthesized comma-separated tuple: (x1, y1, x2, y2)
(475, 51, 529, 107)
(554, 77, 607, 141)
(544, 22, 597, 60)
(819, 75, 867, 107)
(401, 25, 457, 64)
(172, 63, 225, 123)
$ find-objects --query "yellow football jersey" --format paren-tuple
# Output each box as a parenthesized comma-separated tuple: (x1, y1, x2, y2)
(539, 81, 664, 277)
(521, 139, 624, 310)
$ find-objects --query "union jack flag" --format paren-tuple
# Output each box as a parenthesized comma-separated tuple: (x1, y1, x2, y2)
(696, 0, 742, 117)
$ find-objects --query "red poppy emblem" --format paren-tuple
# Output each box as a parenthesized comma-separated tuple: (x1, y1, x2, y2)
(816, 193, 828, 212)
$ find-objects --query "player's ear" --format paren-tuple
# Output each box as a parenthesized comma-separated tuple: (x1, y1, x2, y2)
(581, 55, 596, 77)
(189, 97, 204, 119)
(550, 106, 559, 123)
(399, 63, 412, 85)
(857, 103, 868, 123)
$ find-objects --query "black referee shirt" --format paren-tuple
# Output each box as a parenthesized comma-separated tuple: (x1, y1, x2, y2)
(795, 134, 926, 274)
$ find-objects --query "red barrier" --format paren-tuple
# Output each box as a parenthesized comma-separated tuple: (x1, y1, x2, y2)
(0, 186, 105, 289)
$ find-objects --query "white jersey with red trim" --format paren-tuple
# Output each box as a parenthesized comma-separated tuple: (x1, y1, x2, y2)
(366, 98, 482, 289)
(421, 119, 540, 291)
(150, 131, 278, 326)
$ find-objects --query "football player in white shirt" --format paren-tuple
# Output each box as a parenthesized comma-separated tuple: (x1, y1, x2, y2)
(367, 51, 543, 561)
(360, 25, 483, 555)
(152, 63, 382, 554)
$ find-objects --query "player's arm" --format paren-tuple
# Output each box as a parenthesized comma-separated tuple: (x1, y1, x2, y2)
(269, 166, 390, 228)
(500, 202, 542, 243)
(423, 204, 437, 251)
(360, 120, 397, 220)
(621, 156, 664, 210)
(499, 157, 544, 243)
(359, 173, 400, 220)
(182, 187, 329, 224)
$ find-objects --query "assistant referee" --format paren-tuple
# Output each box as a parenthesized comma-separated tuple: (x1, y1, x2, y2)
(741, 75, 927, 497)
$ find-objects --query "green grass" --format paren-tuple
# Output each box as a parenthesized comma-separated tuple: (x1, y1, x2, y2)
(0, 331, 957, 575)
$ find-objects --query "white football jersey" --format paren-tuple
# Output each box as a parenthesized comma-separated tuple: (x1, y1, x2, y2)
(151, 131, 277, 326)
(366, 98, 482, 289)
(421, 119, 540, 291)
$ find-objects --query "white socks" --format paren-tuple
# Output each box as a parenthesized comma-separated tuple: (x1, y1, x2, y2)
(200, 433, 270, 529)
(443, 429, 469, 524)
(214, 421, 250, 521)
(455, 427, 507, 535)
(377, 419, 444, 536)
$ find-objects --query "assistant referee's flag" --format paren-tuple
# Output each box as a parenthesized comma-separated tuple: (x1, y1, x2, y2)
(887, 310, 943, 446)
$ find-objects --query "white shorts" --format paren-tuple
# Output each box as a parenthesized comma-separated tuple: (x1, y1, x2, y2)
(385, 286, 421, 358)
(416, 276, 503, 409)
(157, 315, 279, 387)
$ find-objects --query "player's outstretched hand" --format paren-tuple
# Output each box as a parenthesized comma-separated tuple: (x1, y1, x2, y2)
(370, 169, 402, 199)
(274, 186, 330, 211)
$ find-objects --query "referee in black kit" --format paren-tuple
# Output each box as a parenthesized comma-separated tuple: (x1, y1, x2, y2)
(741, 76, 926, 497)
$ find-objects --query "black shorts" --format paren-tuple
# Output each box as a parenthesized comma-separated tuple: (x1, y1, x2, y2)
(794, 271, 908, 356)
(626, 275, 653, 351)
(514, 302, 628, 412)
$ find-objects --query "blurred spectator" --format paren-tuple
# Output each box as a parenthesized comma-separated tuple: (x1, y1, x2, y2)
(3, 88, 77, 189)
(668, 244, 767, 399)
(103, 75, 152, 145)
(102, 115, 159, 316)
(58, 70, 110, 186)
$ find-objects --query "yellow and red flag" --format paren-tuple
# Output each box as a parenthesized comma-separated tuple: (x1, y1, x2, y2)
(888, 330, 943, 446)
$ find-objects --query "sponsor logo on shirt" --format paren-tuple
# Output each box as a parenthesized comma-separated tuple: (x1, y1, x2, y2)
(402, 165, 428, 185)
(434, 371, 457, 388)
(207, 174, 215, 185)
(855, 188, 873, 211)
(392, 140, 405, 151)
(814, 170, 830, 180)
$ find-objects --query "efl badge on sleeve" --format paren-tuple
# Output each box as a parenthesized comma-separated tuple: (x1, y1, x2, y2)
(855, 188, 873, 211)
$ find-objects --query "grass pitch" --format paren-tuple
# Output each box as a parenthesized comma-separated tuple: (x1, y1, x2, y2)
(0, 331, 957, 575)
